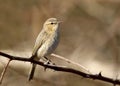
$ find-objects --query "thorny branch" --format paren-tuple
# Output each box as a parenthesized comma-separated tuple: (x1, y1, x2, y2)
(0, 51, 120, 85)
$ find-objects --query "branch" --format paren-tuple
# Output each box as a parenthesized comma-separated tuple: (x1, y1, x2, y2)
(0, 51, 120, 85)
(51, 53, 91, 73)
(0, 59, 11, 84)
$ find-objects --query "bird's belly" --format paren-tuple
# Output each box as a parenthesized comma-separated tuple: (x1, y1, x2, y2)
(37, 36, 59, 59)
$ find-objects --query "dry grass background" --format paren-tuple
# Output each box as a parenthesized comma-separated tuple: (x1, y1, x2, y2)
(0, 0, 120, 86)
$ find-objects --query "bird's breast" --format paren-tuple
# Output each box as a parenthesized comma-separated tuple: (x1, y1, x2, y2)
(37, 30, 59, 58)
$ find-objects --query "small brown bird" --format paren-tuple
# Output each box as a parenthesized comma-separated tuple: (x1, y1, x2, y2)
(28, 18, 60, 81)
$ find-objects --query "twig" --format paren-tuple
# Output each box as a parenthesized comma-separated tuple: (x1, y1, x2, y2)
(0, 51, 120, 85)
(0, 59, 11, 84)
(51, 53, 91, 73)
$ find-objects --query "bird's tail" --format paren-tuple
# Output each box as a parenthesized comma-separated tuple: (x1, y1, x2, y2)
(28, 63, 36, 81)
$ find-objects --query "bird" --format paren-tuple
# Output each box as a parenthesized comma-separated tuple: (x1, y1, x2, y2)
(28, 18, 61, 81)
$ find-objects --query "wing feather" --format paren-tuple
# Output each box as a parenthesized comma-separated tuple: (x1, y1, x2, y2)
(32, 30, 48, 56)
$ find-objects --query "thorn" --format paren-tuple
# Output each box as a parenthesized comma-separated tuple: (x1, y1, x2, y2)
(98, 72, 102, 77)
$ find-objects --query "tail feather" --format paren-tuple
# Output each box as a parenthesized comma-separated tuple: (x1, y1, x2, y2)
(28, 63, 36, 81)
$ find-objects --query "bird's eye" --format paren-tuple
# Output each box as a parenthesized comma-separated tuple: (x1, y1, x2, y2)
(51, 22, 54, 25)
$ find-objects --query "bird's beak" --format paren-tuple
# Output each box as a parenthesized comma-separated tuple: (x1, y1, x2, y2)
(58, 21, 63, 23)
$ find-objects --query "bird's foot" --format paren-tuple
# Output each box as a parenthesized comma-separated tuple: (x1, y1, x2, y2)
(44, 60, 50, 71)
(43, 60, 55, 71)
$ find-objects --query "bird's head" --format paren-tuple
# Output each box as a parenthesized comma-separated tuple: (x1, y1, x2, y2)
(43, 18, 61, 32)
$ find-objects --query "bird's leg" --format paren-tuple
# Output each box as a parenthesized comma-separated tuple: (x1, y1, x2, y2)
(44, 56, 51, 64)
(43, 56, 55, 71)
(44, 56, 55, 65)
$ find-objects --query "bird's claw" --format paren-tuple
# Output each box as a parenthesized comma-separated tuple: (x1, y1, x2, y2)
(43, 60, 55, 71)
(44, 60, 50, 71)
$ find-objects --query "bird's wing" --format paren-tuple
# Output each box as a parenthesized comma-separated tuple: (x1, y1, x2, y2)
(32, 30, 47, 56)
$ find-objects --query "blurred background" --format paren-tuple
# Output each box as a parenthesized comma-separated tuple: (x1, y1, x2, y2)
(0, 0, 120, 86)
